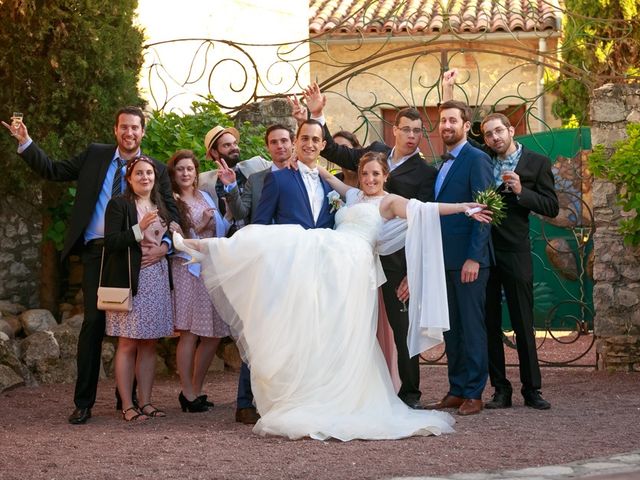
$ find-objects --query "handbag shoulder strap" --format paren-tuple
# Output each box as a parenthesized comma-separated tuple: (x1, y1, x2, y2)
(98, 209, 132, 289)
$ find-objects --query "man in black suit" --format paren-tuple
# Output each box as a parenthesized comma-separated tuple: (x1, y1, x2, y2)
(480, 113, 559, 409)
(303, 83, 437, 409)
(3, 107, 177, 424)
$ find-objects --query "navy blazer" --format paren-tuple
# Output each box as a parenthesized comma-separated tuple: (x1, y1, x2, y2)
(436, 142, 493, 270)
(253, 168, 335, 229)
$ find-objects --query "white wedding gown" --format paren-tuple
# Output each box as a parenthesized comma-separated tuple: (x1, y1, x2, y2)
(193, 189, 455, 441)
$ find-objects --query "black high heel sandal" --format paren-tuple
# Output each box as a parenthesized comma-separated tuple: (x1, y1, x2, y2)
(197, 394, 214, 408)
(178, 392, 208, 413)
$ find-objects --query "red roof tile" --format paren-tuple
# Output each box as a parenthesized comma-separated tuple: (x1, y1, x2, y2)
(309, 0, 561, 36)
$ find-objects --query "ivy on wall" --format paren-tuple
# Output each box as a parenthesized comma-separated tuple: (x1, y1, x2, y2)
(589, 123, 640, 246)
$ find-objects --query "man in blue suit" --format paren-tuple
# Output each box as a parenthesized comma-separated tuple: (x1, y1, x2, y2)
(254, 119, 335, 229)
(427, 100, 493, 416)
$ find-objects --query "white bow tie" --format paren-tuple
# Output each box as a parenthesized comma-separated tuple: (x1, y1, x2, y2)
(303, 169, 319, 181)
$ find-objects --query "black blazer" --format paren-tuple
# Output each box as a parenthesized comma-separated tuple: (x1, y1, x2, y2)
(101, 196, 173, 296)
(491, 146, 559, 252)
(320, 124, 438, 272)
(19, 142, 178, 261)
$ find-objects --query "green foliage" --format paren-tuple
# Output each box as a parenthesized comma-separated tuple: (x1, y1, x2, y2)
(142, 97, 268, 171)
(44, 187, 76, 251)
(553, 0, 640, 125)
(588, 123, 640, 245)
(0, 0, 145, 247)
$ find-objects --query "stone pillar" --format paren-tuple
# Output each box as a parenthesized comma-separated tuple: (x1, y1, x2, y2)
(590, 83, 640, 372)
(234, 98, 297, 133)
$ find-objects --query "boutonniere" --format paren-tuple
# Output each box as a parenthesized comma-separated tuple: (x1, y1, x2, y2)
(473, 188, 506, 226)
(327, 190, 344, 213)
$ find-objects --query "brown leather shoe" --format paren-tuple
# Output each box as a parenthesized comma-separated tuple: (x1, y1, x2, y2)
(426, 394, 464, 410)
(235, 407, 260, 424)
(458, 399, 483, 415)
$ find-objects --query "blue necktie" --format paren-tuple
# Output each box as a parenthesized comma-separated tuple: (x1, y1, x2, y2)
(111, 158, 126, 197)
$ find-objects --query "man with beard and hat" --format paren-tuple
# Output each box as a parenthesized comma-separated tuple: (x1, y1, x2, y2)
(200, 125, 270, 234)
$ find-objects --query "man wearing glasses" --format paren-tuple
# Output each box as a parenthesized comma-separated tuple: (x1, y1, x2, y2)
(303, 82, 437, 410)
(479, 113, 559, 410)
(442, 69, 559, 410)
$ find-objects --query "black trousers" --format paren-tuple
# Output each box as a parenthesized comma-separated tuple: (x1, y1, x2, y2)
(74, 245, 106, 409)
(380, 268, 420, 403)
(485, 250, 541, 393)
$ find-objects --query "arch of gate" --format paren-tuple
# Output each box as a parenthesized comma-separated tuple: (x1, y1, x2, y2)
(140, 0, 639, 365)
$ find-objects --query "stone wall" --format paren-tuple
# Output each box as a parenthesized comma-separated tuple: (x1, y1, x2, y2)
(590, 83, 640, 372)
(235, 97, 298, 133)
(0, 197, 41, 308)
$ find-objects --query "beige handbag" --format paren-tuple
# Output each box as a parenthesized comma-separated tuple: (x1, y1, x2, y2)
(97, 238, 133, 312)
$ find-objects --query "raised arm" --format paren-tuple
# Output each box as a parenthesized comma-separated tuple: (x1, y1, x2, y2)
(441, 69, 457, 103)
(317, 164, 351, 198)
(301, 82, 368, 171)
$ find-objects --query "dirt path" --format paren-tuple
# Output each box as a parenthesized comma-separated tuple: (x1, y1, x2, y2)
(2, 359, 639, 480)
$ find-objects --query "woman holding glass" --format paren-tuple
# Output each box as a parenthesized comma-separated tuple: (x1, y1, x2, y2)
(103, 156, 174, 422)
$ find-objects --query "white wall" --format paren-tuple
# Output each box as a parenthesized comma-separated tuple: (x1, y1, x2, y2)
(136, 0, 310, 113)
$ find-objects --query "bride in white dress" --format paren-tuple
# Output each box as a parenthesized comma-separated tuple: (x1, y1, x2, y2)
(175, 152, 490, 441)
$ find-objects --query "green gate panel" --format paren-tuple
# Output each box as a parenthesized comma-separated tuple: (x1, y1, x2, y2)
(499, 128, 594, 331)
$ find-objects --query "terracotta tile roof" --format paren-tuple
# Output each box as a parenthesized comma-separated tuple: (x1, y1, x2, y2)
(309, 0, 561, 36)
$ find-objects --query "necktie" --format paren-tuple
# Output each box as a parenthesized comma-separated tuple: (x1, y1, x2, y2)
(111, 158, 126, 197)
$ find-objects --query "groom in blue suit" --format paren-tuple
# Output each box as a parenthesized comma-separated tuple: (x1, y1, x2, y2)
(428, 100, 493, 416)
(254, 119, 335, 229)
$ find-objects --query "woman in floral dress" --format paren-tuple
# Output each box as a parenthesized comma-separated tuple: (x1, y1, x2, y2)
(168, 150, 230, 412)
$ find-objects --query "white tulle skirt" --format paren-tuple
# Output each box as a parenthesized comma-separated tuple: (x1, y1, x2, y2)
(197, 223, 455, 441)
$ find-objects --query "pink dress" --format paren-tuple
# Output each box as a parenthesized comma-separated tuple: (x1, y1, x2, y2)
(171, 192, 230, 338)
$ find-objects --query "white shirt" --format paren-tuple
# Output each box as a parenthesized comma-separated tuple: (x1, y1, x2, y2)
(387, 147, 420, 171)
(298, 162, 324, 223)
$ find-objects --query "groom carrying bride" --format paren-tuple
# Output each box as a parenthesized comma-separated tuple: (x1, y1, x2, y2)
(251, 119, 335, 228)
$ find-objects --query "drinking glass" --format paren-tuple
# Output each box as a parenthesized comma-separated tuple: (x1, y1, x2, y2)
(11, 112, 23, 129)
(502, 167, 513, 193)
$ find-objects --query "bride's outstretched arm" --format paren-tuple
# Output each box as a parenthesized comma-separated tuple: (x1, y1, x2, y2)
(316, 164, 351, 197)
(379, 194, 491, 222)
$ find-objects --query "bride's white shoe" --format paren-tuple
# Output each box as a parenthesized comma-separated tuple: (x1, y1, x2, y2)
(173, 232, 204, 265)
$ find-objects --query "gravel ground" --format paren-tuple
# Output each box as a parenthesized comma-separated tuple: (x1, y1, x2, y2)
(1, 336, 639, 480)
